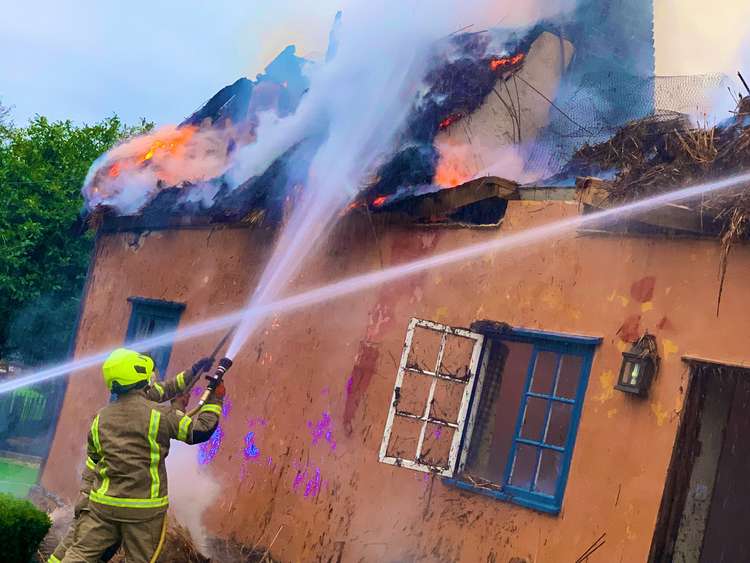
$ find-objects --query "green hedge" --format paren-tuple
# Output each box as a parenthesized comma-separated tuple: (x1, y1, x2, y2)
(0, 493, 51, 562)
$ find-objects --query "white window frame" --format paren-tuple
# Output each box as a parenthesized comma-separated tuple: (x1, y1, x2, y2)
(378, 318, 485, 477)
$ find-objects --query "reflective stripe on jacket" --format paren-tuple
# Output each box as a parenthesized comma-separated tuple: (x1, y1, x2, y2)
(79, 370, 198, 496)
(143, 370, 194, 403)
(84, 374, 220, 522)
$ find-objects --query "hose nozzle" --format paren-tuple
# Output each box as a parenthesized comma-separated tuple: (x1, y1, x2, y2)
(206, 357, 233, 391)
(188, 357, 233, 416)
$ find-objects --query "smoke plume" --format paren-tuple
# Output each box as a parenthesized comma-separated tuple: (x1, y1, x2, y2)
(83, 124, 240, 214)
(225, 0, 581, 358)
(165, 442, 220, 555)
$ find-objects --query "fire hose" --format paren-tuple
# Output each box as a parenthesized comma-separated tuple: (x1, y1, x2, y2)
(185, 328, 235, 417)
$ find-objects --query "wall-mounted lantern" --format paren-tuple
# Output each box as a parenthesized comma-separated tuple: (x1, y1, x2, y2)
(615, 333, 659, 397)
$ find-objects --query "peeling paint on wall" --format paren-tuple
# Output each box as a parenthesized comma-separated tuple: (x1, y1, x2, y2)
(607, 289, 629, 307)
(434, 306, 450, 322)
(596, 370, 615, 403)
(343, 342, 379, 434)
(657, 316, 673, 331)
(631, 276, 656, 303)
(650, 401, 670, 426)
(618, 314, 642, 343)
(662, 338, 679, 359)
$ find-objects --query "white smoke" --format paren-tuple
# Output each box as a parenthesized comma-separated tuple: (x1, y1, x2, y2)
(165, 441, 220, 554)
(226, 0, 581, 357)
(83, 124, 237, 214)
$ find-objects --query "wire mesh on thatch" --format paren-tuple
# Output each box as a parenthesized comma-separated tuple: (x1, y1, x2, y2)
(571, 112, 706, 200)
(575, 98, 750, 210)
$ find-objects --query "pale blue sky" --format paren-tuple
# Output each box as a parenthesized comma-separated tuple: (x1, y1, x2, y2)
(0, 0, 340, 126)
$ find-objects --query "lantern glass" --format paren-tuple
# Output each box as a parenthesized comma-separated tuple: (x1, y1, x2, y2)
(616, 352, 654, 396)
(627, 360, 640, 386)
(615, 334, 659, 396)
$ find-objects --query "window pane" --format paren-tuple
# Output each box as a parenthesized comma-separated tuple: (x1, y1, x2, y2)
(431, 380, 465, 424)
(386, 416, 422, 460)
(135, 316, 151, 338)
(439, 334, 476, 380)
(420, 423, 455, 470)
(535, 449, 562, 496)
(126, 301, 183, 379)
(463, 341, 532, 484)
(556, 354, 583, 399)
(546, 401, 572, 447)
(406, 326, 442, 372)
(509, 443, 538, 491)
(397, 372, 432, 416)
(520, 397, 548, 443)
(530, 351, 558, 396)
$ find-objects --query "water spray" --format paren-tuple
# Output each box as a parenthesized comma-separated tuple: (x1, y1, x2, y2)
(5, 172, 750, 397)
(182, 327, 235, 395)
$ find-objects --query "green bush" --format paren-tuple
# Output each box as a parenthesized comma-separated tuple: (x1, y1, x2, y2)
(0, 493, 51, 562)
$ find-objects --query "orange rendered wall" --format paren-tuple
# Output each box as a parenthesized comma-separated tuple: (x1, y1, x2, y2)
(42, 201, 750, 562)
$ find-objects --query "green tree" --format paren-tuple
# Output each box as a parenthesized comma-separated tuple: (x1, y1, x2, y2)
(0, 112, 151, 365)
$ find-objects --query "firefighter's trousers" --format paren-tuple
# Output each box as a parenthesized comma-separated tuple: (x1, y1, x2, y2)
(49, 508, 120, 563)
(61, 509, 167, 563)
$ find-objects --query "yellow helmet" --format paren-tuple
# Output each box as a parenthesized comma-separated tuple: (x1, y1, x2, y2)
(102, 348, 154, 391)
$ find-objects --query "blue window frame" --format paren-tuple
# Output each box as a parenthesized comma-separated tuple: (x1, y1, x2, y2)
(445, 327, 600, 514)
(125, 297, 185, 379)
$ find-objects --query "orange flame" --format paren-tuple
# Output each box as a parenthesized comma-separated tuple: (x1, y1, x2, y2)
(439, 113, 464, 130)
(489, 52, 525, 71)
(139, 126, 197, 163)
(338, 200, 367, 217)
(433, 143, 475, 188)
(85, 123, 240, 210)
(372, 195, 388, 207)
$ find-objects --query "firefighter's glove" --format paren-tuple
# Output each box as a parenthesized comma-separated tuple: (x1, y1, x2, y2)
(214, 382, 226, 401)
(191, 357, 213, 376)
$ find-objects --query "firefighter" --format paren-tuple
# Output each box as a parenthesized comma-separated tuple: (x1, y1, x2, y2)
(53, 349, 222, 563)
(48, 353, 212, 563)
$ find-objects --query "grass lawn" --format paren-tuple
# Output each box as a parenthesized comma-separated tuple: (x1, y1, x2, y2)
(0, 457, 39, 497)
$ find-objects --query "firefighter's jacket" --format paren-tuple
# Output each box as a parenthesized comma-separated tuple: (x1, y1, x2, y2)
(81, 370, 221, 522)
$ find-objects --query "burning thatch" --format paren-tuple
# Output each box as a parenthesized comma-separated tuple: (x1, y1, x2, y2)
(84, 27, 543, 227)
(574, 97, 750, 311)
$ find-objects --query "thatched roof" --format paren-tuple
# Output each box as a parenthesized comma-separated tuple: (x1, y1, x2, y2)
(574, 97, 750, 311)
